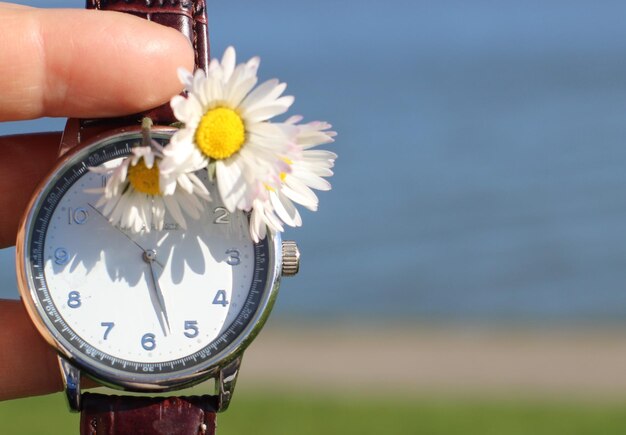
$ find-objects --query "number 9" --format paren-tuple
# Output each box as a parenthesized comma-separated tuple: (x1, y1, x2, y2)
(54, 248, 70, 265)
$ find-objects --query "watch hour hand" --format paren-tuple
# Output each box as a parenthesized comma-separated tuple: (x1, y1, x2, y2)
(143, 249, 171, 336)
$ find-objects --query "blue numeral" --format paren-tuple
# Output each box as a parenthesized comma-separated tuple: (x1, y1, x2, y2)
(67, 291, 81, 308)
(141, 333, 156, 351)
(54, 248, 69, 265)
(225, 249, 241, 266)
(184, 321, 199, 338)
(213, 290, 229, 307)
(101, 322, 114, 340)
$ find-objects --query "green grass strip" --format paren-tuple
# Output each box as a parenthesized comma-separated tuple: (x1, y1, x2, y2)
(3, 391, 626, 434)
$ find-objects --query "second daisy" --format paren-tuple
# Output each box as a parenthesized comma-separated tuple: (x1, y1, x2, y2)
(90, 140, 210, 233)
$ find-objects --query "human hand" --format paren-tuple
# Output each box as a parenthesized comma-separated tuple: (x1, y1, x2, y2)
(0, 2, 193, 400)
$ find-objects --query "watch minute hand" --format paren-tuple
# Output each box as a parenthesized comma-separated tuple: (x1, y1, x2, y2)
(144, 250, 171, 337)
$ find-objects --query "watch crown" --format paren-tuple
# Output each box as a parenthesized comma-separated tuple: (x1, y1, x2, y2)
(281, 241, 300, 277)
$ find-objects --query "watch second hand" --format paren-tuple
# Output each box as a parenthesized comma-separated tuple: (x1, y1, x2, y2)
(144, 249, 171, 336)
(88, 203, 165, 269)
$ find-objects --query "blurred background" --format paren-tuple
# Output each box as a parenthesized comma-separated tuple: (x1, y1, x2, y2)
(5, 0, 626, 433)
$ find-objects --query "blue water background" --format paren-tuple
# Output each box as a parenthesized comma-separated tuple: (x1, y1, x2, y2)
(5, 0, 626, 324)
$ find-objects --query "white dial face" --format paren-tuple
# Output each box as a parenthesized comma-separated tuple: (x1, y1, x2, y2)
(22, 134, 274, 381)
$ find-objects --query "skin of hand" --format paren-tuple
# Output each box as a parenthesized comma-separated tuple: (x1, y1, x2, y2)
(0, 2, 194, 401)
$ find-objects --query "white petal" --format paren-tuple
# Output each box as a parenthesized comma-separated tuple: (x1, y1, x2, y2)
(239, 79, 283, 111)
(152, 198, 166, 230)
(160, 175, 178, 196)
(244, 96, 294, 123)
(302, 149, 338, 163)
(216, 159, 247, 212)
(163, 194, 187, 230)
(221, 46, 236, 81)
(176, 173, 194, 194)
(296, 170, 332, 191)
(270, 192, 302, 227)
(177, 191, 203, 220)
(224, 72, 258, 108)
(249, 209, 264, 242)
(177, 68, 194, 90)
(282, 183, 319, 211)
(171, 94, 203, 125)
(187, 173, 211, 199)
(102, 191, 122, 216)
(285, 115, 303, 125)
(246, 56, 260, 74)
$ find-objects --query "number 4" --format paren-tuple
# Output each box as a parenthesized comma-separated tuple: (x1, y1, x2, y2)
(213, 290, 229, 307)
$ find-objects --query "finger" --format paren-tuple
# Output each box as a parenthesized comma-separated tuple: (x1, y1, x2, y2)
(0, 132, 60, 248)
(0, 7, 194, 121)
(0, 299, 98, 400)
(0, 2, 31, 10)
(0, 300, 62, 400)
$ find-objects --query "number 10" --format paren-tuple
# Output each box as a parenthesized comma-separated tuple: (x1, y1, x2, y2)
(68, 207, 88, 225)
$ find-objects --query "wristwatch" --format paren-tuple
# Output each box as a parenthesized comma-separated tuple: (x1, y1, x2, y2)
(15, 1, 299, 434)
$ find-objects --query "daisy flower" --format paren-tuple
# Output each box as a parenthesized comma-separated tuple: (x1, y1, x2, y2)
(90, 143, 210, 233)
(249, 117, 337, 242)
(159, 46, 295, 215)
(275, 116, 337, 214)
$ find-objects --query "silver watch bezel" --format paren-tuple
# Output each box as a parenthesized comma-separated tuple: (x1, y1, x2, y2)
(16, 126, 282, 392)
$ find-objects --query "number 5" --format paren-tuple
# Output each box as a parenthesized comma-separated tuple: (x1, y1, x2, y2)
(184, 321, 199, 338)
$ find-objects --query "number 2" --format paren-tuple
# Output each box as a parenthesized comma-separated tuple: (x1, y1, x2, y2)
(213, 207, 229, 224)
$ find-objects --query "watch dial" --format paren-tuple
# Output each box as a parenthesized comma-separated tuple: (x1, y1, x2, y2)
(21, 133, 276, 383)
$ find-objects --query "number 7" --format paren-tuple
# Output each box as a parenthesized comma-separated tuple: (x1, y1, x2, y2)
(101, 322, 115, 340)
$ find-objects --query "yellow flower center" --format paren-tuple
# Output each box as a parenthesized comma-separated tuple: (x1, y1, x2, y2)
(195, 107, 246, 160)
(128, 159, 160, 196)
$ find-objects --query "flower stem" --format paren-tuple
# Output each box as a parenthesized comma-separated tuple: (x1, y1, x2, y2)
(141, 117, 154, 147)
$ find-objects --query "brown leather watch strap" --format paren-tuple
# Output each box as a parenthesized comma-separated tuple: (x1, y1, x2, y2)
(75, 4, 217, 433)
(80, 393, 218, 435)
(84, 0, 210, 125)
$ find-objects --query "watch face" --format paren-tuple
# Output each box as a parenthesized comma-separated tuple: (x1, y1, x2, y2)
(17, 130, 281, 390)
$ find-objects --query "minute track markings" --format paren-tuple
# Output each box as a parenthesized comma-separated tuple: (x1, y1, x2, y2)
(26, 134, 271, 378)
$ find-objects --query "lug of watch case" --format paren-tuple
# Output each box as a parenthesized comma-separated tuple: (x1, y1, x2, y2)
(59, 356, 82, 412)
(215, 356, 241, 412)
(58, 352, 243, 414)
